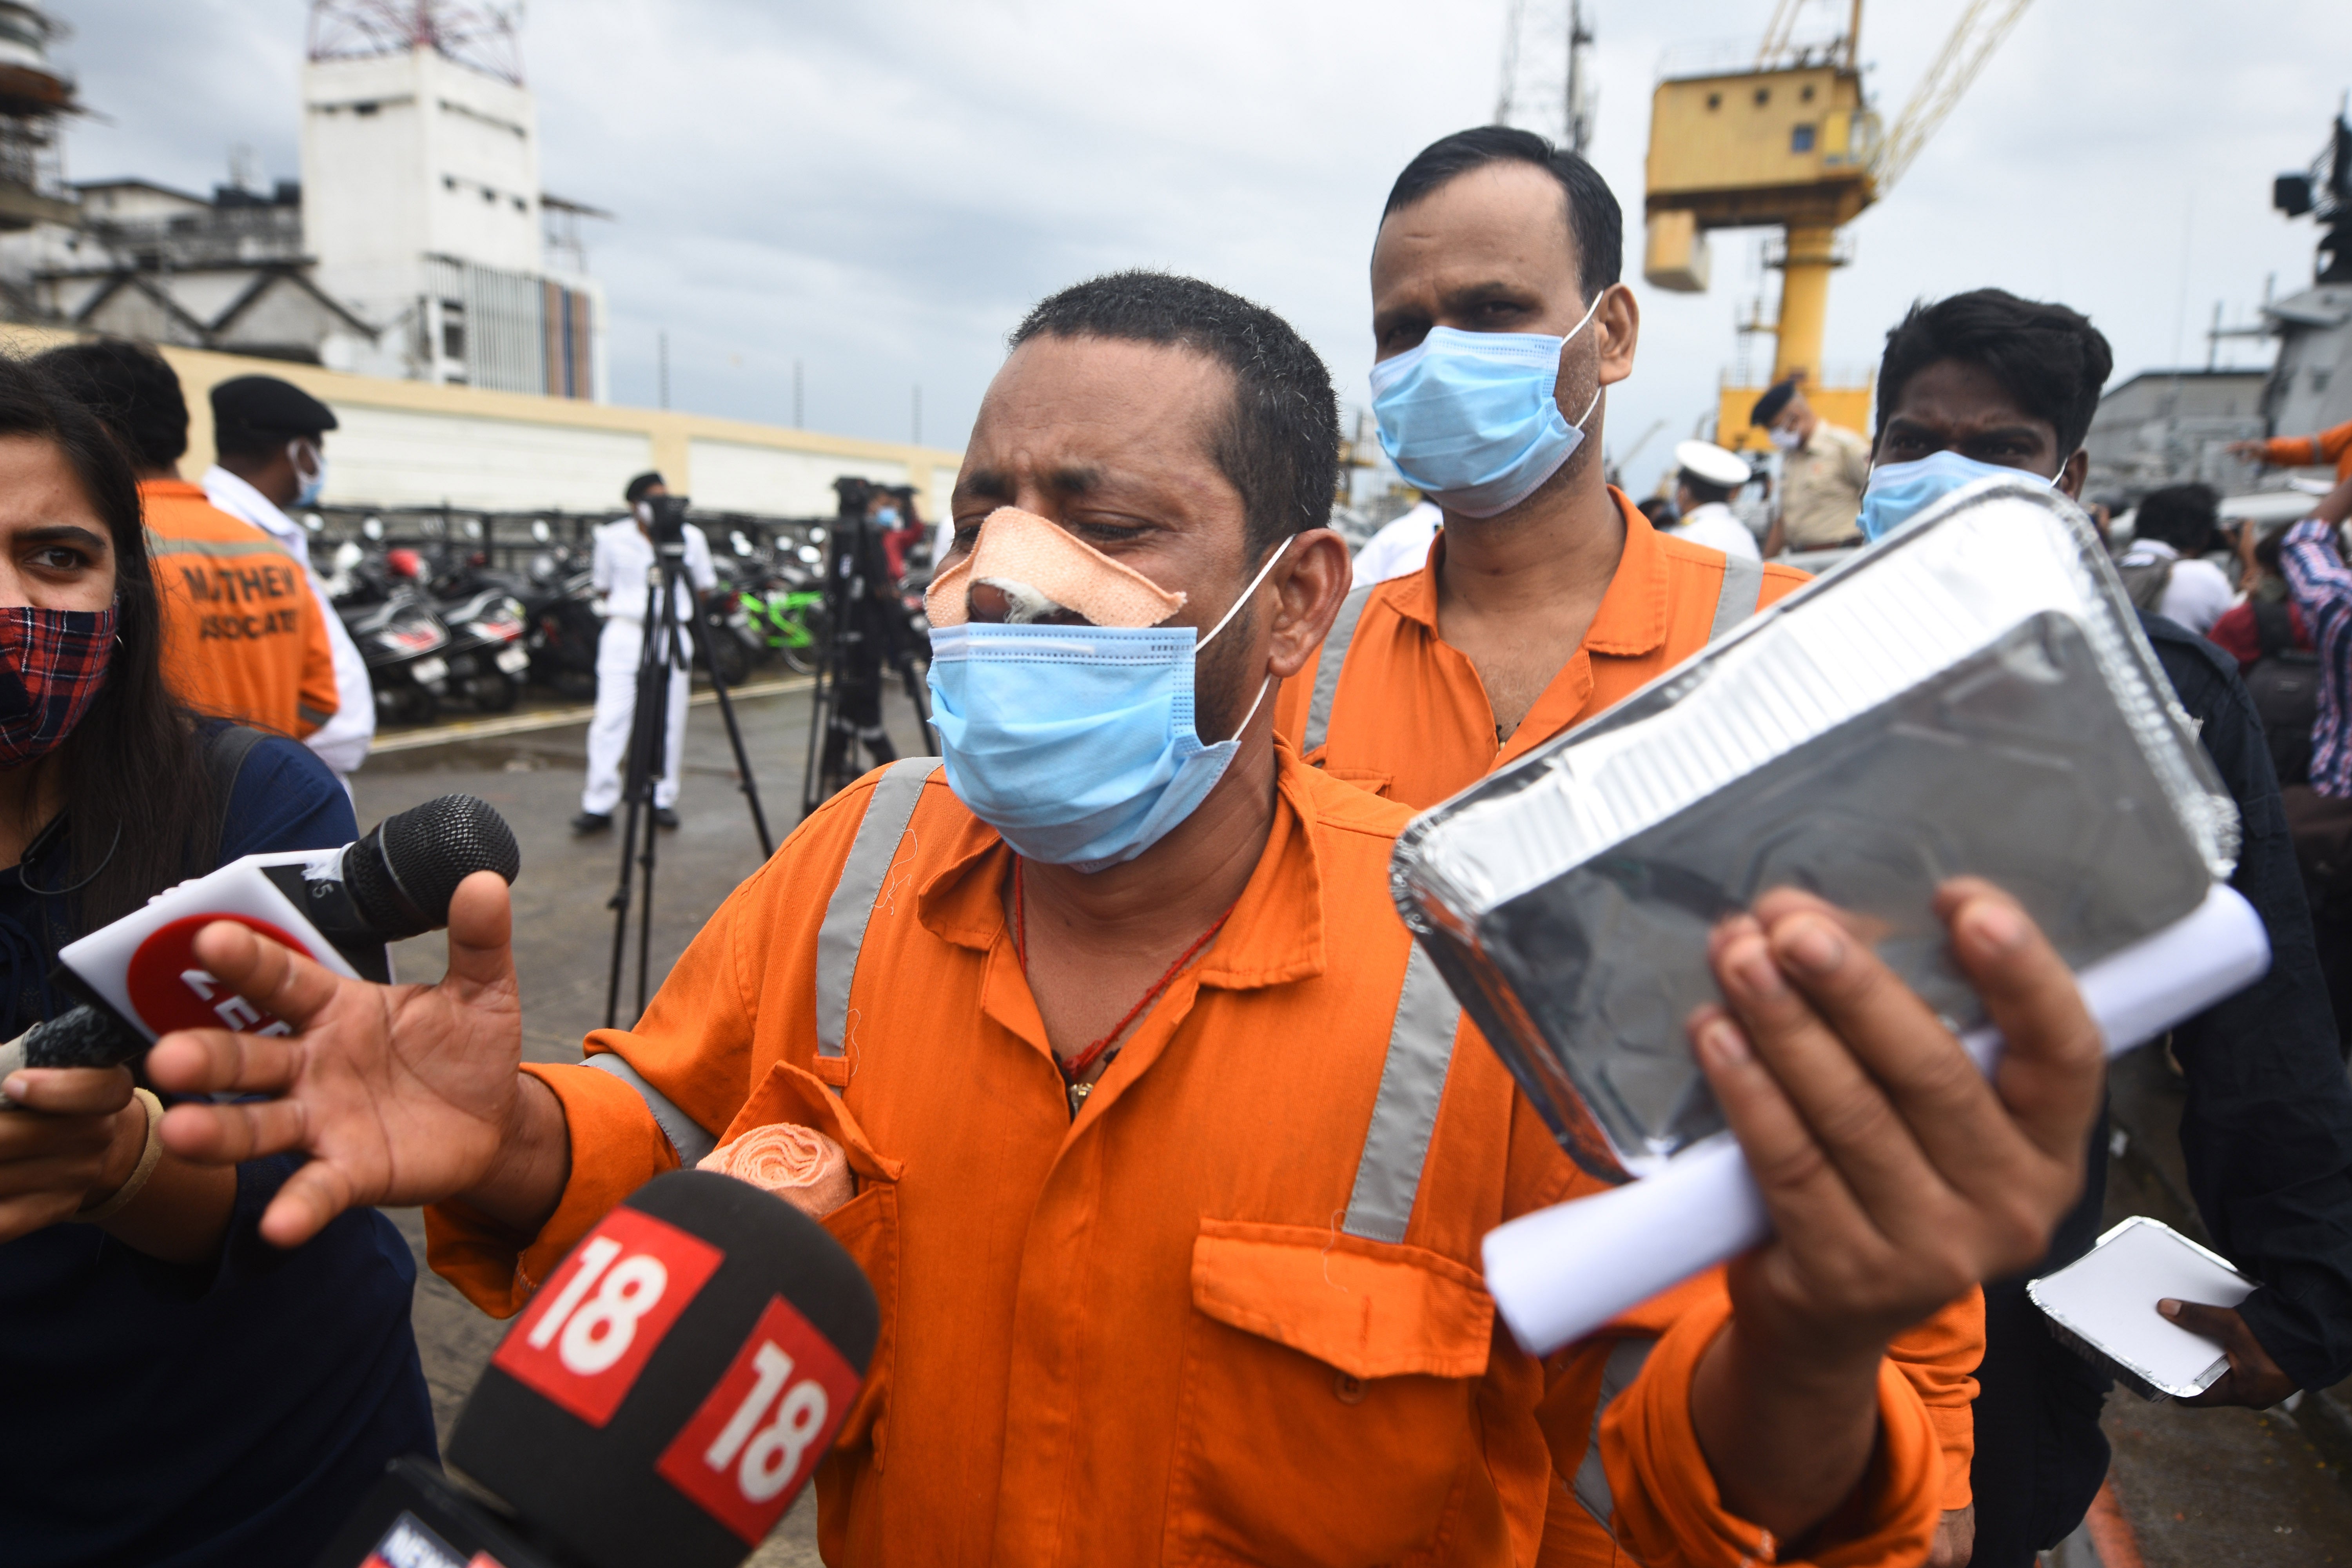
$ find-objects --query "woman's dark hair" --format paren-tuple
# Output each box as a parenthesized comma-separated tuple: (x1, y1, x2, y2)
(1382, 126, 1623, 306)
(0, 355, 215, 928)
(1875, 289, 2114, 458)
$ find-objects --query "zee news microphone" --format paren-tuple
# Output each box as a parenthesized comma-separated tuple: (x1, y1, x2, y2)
(317, 1169, 880, 1568)
(0, 794, 520, 1082)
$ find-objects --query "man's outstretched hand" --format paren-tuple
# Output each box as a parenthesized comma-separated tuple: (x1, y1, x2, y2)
(146, 869, 549, 1248)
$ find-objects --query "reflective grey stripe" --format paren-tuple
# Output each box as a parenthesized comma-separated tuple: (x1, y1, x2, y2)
(1707, 554, 1766, 643)
(1572, 1336, 1657, 1527)
(584, 1053, 719, 1167)
(145, 530, 299, 560)
(1341, 944, 1463, 1244)
(1303, 584, 1375, 756)
(815, 758, 942, 1058)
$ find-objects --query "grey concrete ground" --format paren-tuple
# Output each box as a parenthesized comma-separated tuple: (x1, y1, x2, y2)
(2090, 1045, 2352, 1566)
(355, 679, 2352, 1566)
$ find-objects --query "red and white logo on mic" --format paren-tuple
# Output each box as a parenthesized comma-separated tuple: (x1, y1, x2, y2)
(655, 1295, 861, 1543)
(123, 914, 314, 1036)
(492, 1207, 722, 1426)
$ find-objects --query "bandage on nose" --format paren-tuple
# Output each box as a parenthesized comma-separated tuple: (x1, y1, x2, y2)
(925, 506, 1187, 629)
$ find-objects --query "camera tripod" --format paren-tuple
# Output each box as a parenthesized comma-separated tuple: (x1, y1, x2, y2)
(604, 503, 775, 1028)
(800, 504, 936, 816)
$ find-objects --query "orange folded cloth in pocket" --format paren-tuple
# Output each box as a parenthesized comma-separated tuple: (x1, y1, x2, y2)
(697, 1122, 857, 1220)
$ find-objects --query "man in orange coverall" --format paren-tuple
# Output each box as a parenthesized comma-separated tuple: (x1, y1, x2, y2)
(2230, 416, 2352, 486)
(34, 339, 337, 740)
(147, 271, 2105, 1568)
(1272, 126, 1981, 1566)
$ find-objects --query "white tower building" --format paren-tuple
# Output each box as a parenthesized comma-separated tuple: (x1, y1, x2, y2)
(300, 2, 605, 399)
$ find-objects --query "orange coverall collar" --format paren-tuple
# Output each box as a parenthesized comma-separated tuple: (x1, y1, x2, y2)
(1393, 485, 1672, 661)
(914, 740, 1332, 995)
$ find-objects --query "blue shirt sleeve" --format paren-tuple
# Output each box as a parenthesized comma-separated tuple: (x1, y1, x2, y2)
(218, 732, 359, 860)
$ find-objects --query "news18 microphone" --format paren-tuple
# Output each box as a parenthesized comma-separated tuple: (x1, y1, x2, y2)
(0, 794, 520, 1080)
(318, 1168, 880, 1568)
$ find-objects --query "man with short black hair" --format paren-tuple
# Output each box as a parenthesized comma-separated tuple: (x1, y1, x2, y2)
(153, 270, 2109, 1568)
(2115, 482, 2234, 633)
(36, 342, 338, 741)
(203, 375, 374, 780)
(1753, 377, 1870, 552)
(1860, 286, 2352, 1567)
(1276, 127, 1983, 1564)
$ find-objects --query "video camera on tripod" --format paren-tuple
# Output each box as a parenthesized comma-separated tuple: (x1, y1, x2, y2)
(800, 477, 937, 815)
(602, 490, 775, 1028)
(641, 492, 695, 554)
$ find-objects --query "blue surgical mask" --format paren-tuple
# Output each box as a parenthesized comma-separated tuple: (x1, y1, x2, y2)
(1369, 290, 1605, 519)
(1856, 450, 2062, 542)
(926, 543, 1287, 871)
(289, 440, 327, 509)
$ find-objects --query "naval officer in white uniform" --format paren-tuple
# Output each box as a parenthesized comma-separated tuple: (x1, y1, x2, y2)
(1665, 439, 1764, 561)
(572, 471, 717, 835)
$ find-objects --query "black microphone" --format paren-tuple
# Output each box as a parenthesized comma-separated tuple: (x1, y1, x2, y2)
(261, 793, 524, 966)
(316, 1169, 880, 1568)
(0, 795, 520, 1080)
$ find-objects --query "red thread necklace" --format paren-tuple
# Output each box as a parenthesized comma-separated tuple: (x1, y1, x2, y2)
(1013, 858, 1238, 1117)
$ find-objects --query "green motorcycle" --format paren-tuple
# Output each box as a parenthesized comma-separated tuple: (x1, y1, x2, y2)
(739, 577, 829, 675)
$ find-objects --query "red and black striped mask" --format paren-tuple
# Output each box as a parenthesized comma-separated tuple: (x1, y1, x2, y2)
(0, 603, 116, 768)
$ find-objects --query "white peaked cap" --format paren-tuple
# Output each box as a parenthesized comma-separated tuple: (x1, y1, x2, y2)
(1673, 440, 1753, 491)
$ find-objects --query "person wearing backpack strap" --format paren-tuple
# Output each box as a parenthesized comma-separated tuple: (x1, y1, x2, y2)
(2113, 483, 2234, 632)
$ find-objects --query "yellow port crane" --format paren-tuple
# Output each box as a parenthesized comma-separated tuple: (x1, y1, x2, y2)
(1642, 0, 2034, 452)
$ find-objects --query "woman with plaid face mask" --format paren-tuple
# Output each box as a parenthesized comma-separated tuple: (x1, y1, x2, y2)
(0, 350, 434, 1568)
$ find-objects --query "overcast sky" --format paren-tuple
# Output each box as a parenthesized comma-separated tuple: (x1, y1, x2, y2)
(51, 0, 2348, 495)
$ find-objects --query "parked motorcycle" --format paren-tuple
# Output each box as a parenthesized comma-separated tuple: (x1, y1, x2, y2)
(435, 584, 532, 712)
(521, 540, 604, 699)
(334, 557, 454, 727)
(737, 536, 831, 675)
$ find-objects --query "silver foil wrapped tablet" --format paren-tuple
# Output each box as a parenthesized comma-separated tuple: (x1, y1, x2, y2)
(1390, 478, 2238, 1179)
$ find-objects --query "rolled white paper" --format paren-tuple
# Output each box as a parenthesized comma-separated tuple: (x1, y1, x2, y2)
(1482, 882, 2272, 1356)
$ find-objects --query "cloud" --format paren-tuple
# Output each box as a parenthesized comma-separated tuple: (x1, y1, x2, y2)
(47, 0, 2348, 495)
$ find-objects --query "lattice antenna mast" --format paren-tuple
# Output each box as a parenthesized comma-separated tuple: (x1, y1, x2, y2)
(1494, 0, 1529, 127)
(1564, 0, 1596, 156)
(1495, 0, 1597, 156)
(306, 0, 524, 86)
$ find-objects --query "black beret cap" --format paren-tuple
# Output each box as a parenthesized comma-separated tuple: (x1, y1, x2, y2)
(210, 374, 339, 436)
(1748, 379, 1798, 428)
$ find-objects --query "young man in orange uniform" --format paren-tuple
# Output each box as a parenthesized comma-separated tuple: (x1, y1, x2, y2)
(147, 273, 2103, 1568)
(1273, 129, 1983, 1566)
(35, 341, 336, 740)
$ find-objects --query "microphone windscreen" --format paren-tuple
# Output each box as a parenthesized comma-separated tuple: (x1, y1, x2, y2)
(446, 1169, 878, 1568)
(20, 1002, 144, 1070)
(345, 794, 521, 938)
